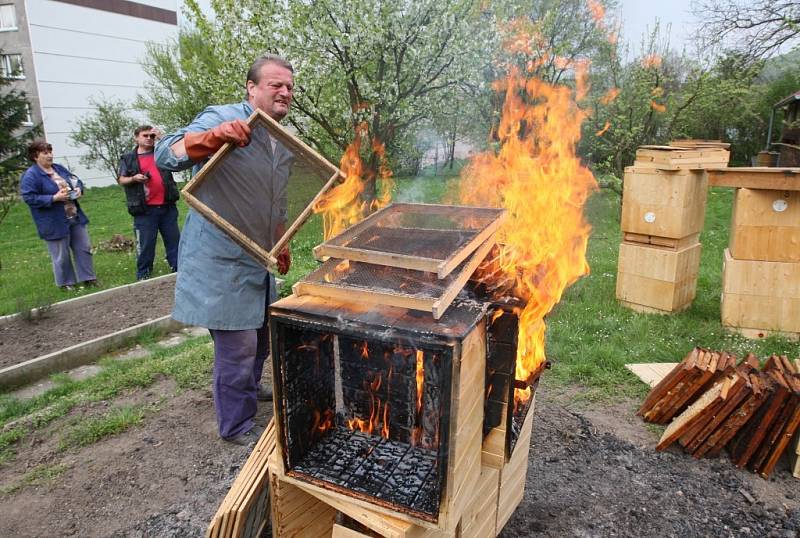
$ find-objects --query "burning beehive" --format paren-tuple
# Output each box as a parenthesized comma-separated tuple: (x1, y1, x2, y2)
(266, 201, 541, 535)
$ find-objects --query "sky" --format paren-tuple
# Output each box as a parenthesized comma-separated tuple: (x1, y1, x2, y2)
(617, 0, 697, 55)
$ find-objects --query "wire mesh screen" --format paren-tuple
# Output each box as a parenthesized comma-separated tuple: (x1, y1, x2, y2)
(314, 203, 505, 278)
(303, 258, 463, 300)
(191, 123, 288, 252)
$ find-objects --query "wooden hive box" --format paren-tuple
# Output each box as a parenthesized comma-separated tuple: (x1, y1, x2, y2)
(729, 188, 800, 263)
(634, 145, 730, 170)
(616, 241, 702, 313)
(721, 249, 800, 338)
(621, 167, 708, 240)
(269, 295, 487, 533)
(494, 396, 535, 535)
(268, 464, 337, 538)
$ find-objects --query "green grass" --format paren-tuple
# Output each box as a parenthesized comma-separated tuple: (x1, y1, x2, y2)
(0, 336, 213, 463)
(0, 463, 69, 496)
(58, 404, 148, 450)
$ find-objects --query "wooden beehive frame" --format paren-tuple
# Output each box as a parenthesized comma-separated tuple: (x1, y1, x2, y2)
(293, 237, 495, 319)
(313, 203, 506, 279)
(182, 108, 343, 271)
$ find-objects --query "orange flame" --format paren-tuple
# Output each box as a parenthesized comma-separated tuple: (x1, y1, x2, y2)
(360, 341, 369, 360)
(459, 44, 596, 408)
(310, 408, 334, 437)
(596, 121, 611, 137)
(313, 122, 394, 239)
(415, 350, 424, 414)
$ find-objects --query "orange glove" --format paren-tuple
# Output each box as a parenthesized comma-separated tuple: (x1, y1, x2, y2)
(183, 119, 252, 161)
(277, 246, 291, 275)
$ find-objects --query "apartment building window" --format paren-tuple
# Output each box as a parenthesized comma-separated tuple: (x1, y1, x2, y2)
(0, 4, 16, 31)
(0, 53, 23, 78)
(22, 103, 33, 126)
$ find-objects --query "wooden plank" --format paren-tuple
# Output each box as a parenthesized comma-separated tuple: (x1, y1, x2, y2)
(706, 167, 800, 191)
(460, 466, 499, 538)
(495, 396, 535, 535)
(432, 238, 495, 319)
(656, 376, 732, 451)
(626, 362, 680, 388)
(623, 233, 701, 251)
(296, 485, 415, 538)
(269, 468, 336, 538)
(332, 523, 372, 538)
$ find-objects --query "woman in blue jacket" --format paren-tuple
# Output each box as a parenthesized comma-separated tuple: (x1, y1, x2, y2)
(20, 140, 97, 289)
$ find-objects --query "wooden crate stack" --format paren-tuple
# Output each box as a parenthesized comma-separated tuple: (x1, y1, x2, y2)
(708, 167, 800, 339)
(638, 348, 800, 479)
(206, 419, 277, 538)
(616, 143, 730, 313)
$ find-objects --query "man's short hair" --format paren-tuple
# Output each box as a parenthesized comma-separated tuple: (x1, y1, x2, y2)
(246, 54, 294, 85)
(134, 125, 154, 136)
(27, 139, 52, 162)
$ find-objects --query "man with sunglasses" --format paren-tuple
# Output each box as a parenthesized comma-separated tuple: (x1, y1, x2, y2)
(117, 125, 181, 280)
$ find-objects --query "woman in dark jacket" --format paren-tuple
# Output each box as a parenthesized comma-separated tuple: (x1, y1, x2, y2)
(20, 140, 97, 289)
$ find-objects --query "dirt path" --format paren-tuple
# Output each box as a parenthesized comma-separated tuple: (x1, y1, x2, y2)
(1, 381, 798, 537)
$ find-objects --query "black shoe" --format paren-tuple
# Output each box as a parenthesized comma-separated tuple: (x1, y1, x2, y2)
(257, 384, 273, 402)
(83, 279, 100, 287)
(222, 424, 265, 446)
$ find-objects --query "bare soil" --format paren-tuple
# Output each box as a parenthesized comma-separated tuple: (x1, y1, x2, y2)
(0, 278, 175, 367)
(1, 378, 798, 537)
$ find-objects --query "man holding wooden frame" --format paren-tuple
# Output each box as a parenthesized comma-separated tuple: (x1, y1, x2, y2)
(155, 54, 294, 446)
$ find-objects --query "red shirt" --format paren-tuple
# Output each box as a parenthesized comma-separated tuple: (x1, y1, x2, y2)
(137, 152, 165, 205)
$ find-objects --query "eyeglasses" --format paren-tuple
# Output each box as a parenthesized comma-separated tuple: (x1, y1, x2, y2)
(143, 134, 156, 139)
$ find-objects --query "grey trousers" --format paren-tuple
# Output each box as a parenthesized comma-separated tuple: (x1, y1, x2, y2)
(45, 221, 96, 287)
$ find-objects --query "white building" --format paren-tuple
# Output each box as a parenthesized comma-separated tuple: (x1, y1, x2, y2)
(0, 0, 178, 186)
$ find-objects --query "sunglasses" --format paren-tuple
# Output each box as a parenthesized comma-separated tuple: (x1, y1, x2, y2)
(142, 134, 156, 139)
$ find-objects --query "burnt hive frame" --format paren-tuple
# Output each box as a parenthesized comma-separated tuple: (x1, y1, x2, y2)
(269, 294, 487, 531)
(313, 203, 506, 279)
(182, 108, 343, 271)
(294, 237, 495, 319)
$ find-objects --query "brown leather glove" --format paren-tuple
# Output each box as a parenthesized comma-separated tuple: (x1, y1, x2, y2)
(183, 119, 252, 161)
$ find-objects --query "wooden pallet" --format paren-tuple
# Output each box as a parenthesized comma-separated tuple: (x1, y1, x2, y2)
(206, 419, 277, 538)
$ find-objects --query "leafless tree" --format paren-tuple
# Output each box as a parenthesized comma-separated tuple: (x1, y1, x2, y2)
(694, 1, 800, 59)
